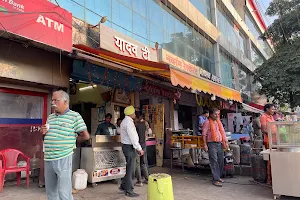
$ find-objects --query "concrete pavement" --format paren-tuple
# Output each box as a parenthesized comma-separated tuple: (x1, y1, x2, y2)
(0, 167, 297, 200)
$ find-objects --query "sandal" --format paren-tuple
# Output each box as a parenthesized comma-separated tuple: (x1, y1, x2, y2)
(219, 179, 225, 183)
(213, 181, 223, 187)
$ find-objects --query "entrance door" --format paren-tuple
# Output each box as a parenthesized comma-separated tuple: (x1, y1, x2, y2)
(143, 104, 164, 167)
(0, 88, 47, 176)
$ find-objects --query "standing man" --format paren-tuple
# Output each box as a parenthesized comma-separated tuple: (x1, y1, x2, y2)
(202, 108, 228, 187)
(41, 90, 90, 200)
(253, 113, 262, 140)
(233, 116, 237, 133)
(95, 113, 116, 135)
(260, 104, 276, 149)
(119, 106, 144, 197)
(116, 118, 122, 135)
(260, 104, 276, 185)
(134, 111, 149, 187)
(197, 110, 209, 135)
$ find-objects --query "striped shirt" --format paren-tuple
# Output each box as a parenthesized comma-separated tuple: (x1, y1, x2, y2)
(44, 109, 87, 161)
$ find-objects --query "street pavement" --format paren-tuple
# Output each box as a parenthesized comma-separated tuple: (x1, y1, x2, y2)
(0, 167, 298, 200)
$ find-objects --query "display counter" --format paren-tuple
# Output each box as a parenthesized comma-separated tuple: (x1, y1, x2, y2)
(268, 121, 300, 199)
(80, 135, 126, 185)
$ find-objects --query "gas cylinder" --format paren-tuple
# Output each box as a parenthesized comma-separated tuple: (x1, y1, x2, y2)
(223, 150, 234, 177)
(253, 139, 264, 154)
(251, 154, 267, 183)
(229, 141, 240, 164)
(240, 138, 252, 165)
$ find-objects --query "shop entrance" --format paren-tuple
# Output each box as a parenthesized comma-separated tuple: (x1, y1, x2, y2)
(0, 87, 47, 181)
(178, 104, 195, 130)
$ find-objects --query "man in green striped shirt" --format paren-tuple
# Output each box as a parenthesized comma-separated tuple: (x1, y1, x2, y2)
(41, 90, 89, 200)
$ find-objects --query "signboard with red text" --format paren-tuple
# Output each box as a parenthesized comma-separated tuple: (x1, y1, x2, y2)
(142, 83, 178, 99)
(160, 49, 221, 83)
(99, 24, 159, 62)
(0, 0, 72, 52)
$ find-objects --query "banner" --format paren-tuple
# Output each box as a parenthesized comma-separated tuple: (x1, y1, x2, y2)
(0, 0, 72, 52)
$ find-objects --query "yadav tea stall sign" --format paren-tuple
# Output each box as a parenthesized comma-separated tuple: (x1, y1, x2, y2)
(160, 49, 221, 84)
(99, 24, 158, 62)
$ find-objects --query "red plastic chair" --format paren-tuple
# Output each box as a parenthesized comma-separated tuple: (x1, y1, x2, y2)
(0, 149, 30, 192)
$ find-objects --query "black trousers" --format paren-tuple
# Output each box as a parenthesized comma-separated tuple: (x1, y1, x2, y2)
(121, 144, 136, 193)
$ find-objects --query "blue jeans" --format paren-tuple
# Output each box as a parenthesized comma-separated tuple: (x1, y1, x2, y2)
(208, 142, 224, 182)
(45, 154, 73, 200)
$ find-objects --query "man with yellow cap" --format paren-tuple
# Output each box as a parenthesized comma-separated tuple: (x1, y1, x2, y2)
(119, 105, 144, 197)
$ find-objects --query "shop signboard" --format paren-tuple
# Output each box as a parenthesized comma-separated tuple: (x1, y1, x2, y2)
(0, 0, 72, 52)
(99, 24, 159, 62)
(160, 49, 221, 84)
(141, 83, 178, 99)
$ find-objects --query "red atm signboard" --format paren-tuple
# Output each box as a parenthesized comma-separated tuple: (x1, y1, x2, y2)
(0, 0, 72, 52)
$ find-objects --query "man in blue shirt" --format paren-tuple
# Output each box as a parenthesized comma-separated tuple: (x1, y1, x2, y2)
(198, 110, 209, 135)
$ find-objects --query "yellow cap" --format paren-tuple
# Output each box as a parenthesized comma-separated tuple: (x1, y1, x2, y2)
(124, 105, 135, 116)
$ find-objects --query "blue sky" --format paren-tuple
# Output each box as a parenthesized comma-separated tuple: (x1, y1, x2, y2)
(257, 0, 277, 26)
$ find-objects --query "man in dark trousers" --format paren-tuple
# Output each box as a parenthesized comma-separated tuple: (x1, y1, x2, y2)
(134, 111, 149, 187)
(119, 106, 144, 198)
(202, 108, 228, 187)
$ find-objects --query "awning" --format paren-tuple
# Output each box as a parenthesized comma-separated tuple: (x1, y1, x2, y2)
(249, 102, 264, 111)
(242, 103, 264, 113)
(73, 44, 242, 102)
(170, 68, 242, 102)
(73, 44, 170, 78)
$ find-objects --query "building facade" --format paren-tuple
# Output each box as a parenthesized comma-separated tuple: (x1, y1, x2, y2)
(51, 0, 273, 102)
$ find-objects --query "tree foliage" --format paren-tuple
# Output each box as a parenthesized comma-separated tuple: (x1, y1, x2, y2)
(254, 0, 300, 108)
(263, 0, 300, 44)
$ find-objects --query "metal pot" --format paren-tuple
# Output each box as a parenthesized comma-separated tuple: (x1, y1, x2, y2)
(173, 142, 181, 148)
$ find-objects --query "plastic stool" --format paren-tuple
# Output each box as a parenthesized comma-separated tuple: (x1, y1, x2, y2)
(148, 173, 174, 200)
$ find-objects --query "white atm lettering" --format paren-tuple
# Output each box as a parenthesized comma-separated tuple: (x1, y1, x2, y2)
(36, 15, 64, 33)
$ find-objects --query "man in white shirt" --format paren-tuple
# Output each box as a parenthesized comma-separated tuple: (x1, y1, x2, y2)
(119, 105, 144, 198)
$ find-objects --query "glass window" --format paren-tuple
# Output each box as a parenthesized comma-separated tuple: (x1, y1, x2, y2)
(133, 13, 148, 42)
(245, 10, 273, 57)
(173, 39, 185, 60)
(164, 10, 175, 38)
(174, 17, 186, 43)
(251, 46, 264, 67)
(54, 0, 85, 21)
(149, 23, 163, 47)
(203, 57, 211, 72)
(147, 0, 164, 29)
(118, 0, 132, 8)
(0, 93, 43, 119)
(184, 26, 194, 48)
(189, 0, 212, 22)
(112, 0, 133, 35)
(194, 52, 203, 68)
(133, 34, 148, 46)
(132, 0, 147, 18)
(185, 46, 195, 64)
(220, 52, 234, 89)
(217, 5, 247, 57)
(85, 0, 112, 25)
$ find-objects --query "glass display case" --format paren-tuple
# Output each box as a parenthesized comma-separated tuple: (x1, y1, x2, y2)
(268, 122, 300, 199)
(268, 121, 300, 150)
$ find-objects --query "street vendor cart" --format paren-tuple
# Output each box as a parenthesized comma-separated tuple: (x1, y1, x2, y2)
(267, 121, 300, 199)
(80, 135, 126, 186)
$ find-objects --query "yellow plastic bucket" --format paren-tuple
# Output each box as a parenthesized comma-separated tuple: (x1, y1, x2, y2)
(148, 173, 174, 200)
